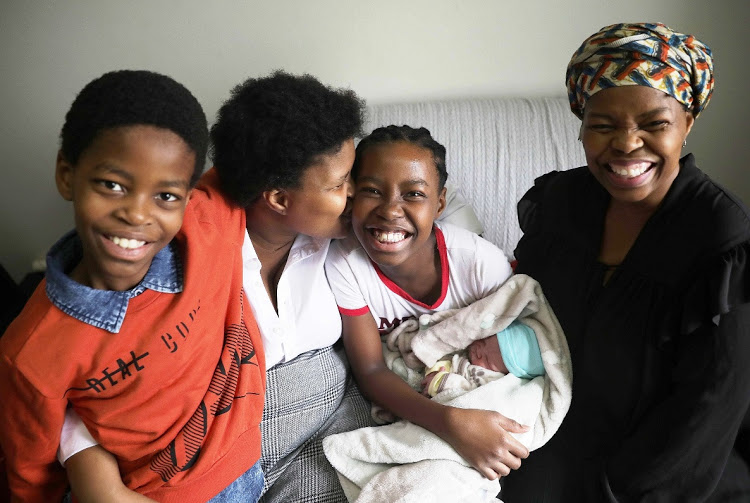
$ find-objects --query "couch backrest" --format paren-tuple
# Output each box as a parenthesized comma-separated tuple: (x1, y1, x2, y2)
(366, 97, 586, 258)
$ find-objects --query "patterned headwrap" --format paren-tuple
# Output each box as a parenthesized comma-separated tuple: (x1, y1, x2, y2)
(566, 22, 714, 119)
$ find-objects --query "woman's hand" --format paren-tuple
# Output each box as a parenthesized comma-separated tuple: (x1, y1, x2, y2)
(440, 407, 530, 480)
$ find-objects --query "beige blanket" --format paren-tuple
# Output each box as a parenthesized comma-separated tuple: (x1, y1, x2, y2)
(323, 274, 572, 502)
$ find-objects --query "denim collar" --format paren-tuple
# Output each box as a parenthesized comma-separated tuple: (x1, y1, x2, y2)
(45, 230, 183, 333)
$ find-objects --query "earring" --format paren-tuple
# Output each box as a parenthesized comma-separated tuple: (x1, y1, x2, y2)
(683, 139, 687, 147)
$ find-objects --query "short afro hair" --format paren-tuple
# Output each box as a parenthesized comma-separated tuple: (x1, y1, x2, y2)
(210, 71, 365, 207)
(60, 70, 208, 186)
(354, 125, 448, 189)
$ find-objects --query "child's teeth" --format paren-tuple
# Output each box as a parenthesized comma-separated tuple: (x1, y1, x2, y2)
(374, 230, 406, 243)
(110, 236, 145, 249)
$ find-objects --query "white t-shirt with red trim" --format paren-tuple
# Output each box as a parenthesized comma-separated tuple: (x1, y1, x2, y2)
(325, 222, 512, 333)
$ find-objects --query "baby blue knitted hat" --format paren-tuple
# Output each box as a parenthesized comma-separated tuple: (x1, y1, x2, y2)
(497, 321, 545, 379)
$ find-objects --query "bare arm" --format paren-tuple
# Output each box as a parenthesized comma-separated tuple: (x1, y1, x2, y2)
(343, 314, 529, 479)
(65, 446, 156, 503)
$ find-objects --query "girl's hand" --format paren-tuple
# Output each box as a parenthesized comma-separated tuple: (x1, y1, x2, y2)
(441, 407, 529, 480)
(341, 314, 528, 479)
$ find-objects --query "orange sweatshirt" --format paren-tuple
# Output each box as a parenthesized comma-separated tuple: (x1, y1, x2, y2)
(0, 176, 265, 502)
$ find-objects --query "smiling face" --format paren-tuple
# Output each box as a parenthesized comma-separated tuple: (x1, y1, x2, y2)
(352, 141, 446, 274)
(283, 138, 356, 240)
(56, 125, 195, 291)
(581, 85, 695, 209)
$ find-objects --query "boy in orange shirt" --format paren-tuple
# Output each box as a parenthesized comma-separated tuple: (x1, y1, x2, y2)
(0, 70, 265, 502)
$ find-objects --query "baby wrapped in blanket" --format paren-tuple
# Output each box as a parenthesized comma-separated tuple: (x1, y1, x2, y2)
(323, 274, 573, 503)
(372, 317, 545, 425)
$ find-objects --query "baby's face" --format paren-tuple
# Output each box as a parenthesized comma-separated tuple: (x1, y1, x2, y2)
(467, 336, 507, 373)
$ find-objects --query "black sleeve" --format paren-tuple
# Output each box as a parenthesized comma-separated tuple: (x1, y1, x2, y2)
(516, 171, 561, 235)
(604, 243, 750, 501)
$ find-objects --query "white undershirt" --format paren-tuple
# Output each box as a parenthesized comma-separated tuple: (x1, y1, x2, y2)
(241, 230, 342, 368)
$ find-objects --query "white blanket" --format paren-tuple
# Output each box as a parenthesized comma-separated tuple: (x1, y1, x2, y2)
(322, 275, 572, 502)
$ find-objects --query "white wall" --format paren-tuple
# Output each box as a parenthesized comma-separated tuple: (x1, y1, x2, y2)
(1, 0, 748, 282)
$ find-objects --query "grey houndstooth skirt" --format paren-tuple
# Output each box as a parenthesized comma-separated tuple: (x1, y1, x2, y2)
(259, 344, 374, 503)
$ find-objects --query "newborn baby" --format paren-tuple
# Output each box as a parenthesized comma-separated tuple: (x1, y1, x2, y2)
(422, 321, 545, 397)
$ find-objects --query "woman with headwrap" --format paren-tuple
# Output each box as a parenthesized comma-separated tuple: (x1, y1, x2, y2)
(502, 23, 750, 501)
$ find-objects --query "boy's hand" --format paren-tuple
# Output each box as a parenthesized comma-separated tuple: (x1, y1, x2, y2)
(66, 446, 157, 503)
(441, 407, 529, 480)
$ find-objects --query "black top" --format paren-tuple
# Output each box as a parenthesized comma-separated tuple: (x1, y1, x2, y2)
(501, 155, 750, 502)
